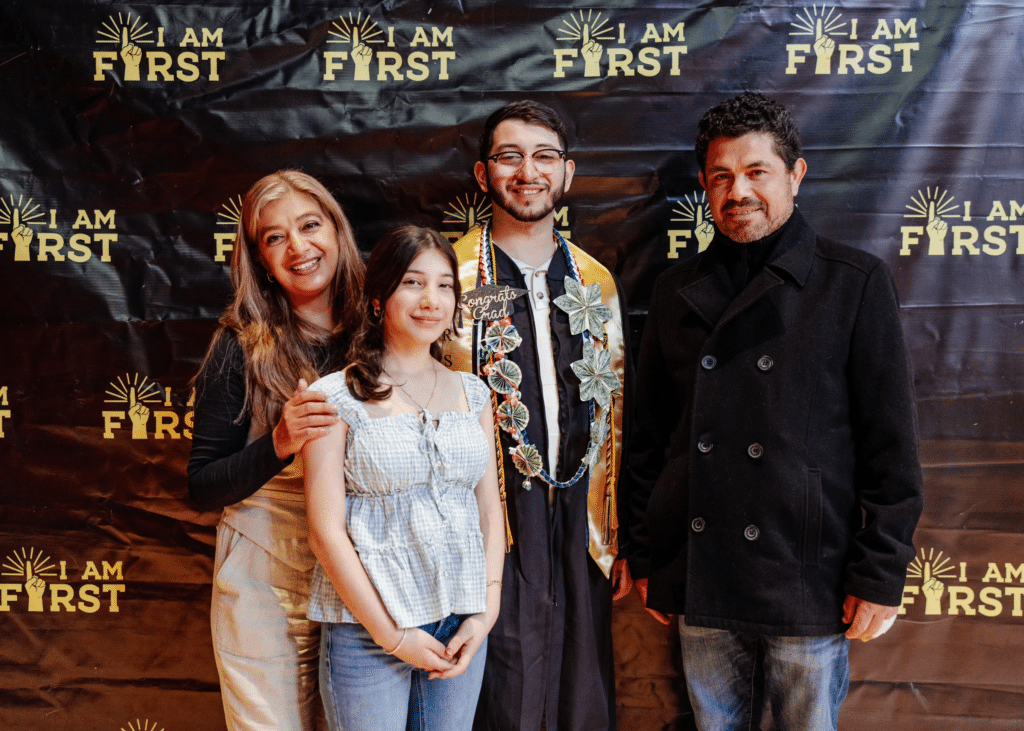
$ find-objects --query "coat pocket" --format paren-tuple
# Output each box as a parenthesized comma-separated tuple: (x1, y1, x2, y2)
(802, 468, 822, 566)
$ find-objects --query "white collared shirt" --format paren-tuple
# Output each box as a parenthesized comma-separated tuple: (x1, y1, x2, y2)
(509, 254, 561, 488)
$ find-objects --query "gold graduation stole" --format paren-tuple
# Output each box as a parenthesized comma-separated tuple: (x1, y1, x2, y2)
(443, 226, 626, 578)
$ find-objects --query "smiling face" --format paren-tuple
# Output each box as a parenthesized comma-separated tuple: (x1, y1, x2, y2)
(380, 247, 457, 350)
(255, 190, 340, 315)
(699, 131, 807, 244)
(474, 118, 575, 224)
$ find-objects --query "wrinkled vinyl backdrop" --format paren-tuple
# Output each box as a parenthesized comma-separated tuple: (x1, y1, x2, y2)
(1, 1, 1022, 729)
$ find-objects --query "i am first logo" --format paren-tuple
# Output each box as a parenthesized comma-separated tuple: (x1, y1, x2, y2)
(1, 548, 125, 613)
(553, 10, 688, 79)
(0, 197, 115, 263)
(93, 12, 225, 82)
(901, 548, 1024, 619)
(102, 373, 194, 440)
(786, 5, 920, 75)
(322, 11, 456, 82)
(900, 188, 1024, 257)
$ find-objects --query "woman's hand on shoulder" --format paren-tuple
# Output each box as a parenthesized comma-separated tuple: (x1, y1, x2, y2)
(273, 378, 339, 460)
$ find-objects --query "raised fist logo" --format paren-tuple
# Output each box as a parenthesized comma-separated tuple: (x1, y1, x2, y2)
(3, 549, 57, 611)
(813, 20, 835, 74)
(905, 189, 958, 256)
(557, 10, 615, 79)
(443, 194, 492, 238)
(105, 374, 161, 439)
(790, 6, 848, 75)
(11, 209, 33, 261)
(906, 548, 956, 617)
(925, 201, 948, 255)
(25, 564, 46, 612)
(97, 13, 153, 82)
(694, 205, 714, 252)
(581, 25, 604, 78)
(127, 387, 151, 439)
(2, 548, 58, 610)
(921, 561, 945, 615)
(670, 194, 714, 257)
(120, 28, 142, 81)
(327, 13, 384, 82)
(350, 28, 373, 81)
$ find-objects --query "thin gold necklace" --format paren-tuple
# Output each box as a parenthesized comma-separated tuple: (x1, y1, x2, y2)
(384, 363, 439, 413)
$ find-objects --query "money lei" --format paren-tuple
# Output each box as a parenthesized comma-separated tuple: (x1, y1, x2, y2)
(477, 222, 619, 491)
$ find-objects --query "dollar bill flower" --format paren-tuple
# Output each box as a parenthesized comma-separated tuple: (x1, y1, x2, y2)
(570, 342, 620, 410)
(553, 276, 613, 337)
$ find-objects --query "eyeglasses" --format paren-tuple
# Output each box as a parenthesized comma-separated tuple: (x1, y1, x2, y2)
(486, 149, 566, 172)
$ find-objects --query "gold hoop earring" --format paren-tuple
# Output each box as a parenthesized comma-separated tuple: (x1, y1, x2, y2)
(267, 273, 276, 283)
(373, 305, 381, 318)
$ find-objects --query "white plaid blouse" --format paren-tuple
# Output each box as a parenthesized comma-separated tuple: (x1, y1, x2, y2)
(306, 369, 491, 628)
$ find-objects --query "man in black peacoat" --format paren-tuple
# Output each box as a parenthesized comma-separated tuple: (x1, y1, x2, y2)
(627, 92, 923, 731)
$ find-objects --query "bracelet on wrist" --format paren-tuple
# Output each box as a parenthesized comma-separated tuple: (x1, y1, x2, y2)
(486, 579, 502, 588)
(383, 628, 407, 655)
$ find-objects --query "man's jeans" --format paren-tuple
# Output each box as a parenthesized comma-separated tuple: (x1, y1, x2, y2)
(321, 614, 486, 731)
(679, 619, 850, 731)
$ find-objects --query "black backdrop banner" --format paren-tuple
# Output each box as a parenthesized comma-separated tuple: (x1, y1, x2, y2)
(1, 1, 1022, 729)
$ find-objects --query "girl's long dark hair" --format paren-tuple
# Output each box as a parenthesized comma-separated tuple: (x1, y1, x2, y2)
(345, 225, 461, 402)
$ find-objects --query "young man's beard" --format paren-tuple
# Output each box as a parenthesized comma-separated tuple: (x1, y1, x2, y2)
(487, 171, 566, 223)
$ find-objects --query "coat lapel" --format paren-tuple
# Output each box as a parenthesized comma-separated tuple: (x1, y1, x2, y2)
(676, 210, 818, 330)
(675, 242, 736, 327)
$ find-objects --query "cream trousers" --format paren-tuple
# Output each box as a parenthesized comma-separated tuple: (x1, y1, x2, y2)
(211, 522, 325, 731)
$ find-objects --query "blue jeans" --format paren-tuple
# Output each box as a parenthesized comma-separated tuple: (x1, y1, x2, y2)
(679, 619, 849, 731)
(320, 614, 486, 731)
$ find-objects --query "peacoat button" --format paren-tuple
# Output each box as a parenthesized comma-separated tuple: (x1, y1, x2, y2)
(757, 355, 774, 372)
(744, 525, 760, 541)
(747, 443, 764, 459)
(691, 517, 706, 533)
(701, 355, 717, 370)
(697, 440, 714, 454)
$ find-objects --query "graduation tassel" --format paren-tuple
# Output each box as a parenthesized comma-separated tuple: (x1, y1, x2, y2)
(602, 398, 619, 546)
(492, 391, 513, 551)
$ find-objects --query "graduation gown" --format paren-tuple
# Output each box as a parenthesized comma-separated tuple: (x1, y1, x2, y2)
(445, 230, 628, 731)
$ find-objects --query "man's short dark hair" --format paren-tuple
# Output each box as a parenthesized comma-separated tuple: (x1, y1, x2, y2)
(695, 92, 802, 173)
(478, 100, 569, 162)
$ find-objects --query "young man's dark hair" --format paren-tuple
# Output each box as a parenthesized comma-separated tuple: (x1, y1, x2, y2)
(695, 91, 802, 173)
(478, 100, 569, 161)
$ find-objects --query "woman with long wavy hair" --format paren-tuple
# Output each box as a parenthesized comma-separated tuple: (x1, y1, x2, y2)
(189, 170, 364, 731)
